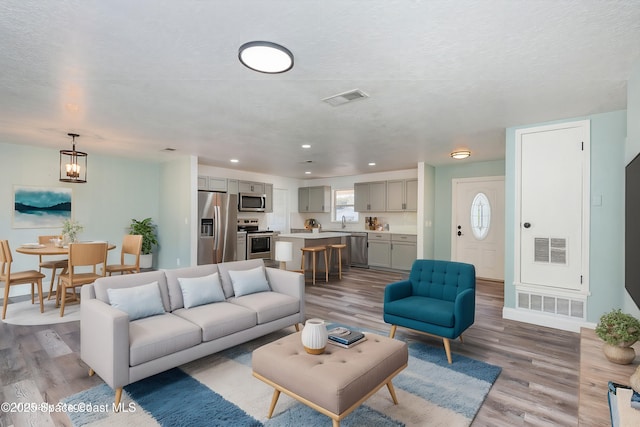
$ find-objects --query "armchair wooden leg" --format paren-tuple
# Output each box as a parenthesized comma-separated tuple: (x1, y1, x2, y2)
(294, 323, 300, 332)
(443, 338, 452, 364)
(114, 388, 123, 411)
(459, 334, 464, 343)
(88, 368, 95, 376)
(389, 324, 397, 338)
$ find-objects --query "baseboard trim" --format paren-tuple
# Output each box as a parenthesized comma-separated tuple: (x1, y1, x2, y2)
(502, 307, 593, 333)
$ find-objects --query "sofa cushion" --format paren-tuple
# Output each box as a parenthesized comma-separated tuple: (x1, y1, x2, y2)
(172, 302, 257, 342)
(163, 264, 219, 311)
(129, 313, 202, 366)
(384, 296, 455, 328)
(178, 272, 226, 309)
(94, 270, 171, 312)
(107, 281, 166, 321)
(228, 266, 271, 297)
(216, 259, 266, 298)
(230, 291, 299, 324)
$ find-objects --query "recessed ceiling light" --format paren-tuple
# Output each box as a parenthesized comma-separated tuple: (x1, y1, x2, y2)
(450, 150, 471, 160)
(230, 159, 239, 163)
(305, 171, 311, 175)
(238, 41, 294, 74)
(302, 144, 311, 149)
(368, 162, 376, 166)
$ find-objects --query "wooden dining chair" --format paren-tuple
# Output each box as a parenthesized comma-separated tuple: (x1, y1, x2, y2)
(38, 235, 68, 300)
(56, 242, 108, 317)
(1, 240, 46, 320)
(105, 235, 142, 276)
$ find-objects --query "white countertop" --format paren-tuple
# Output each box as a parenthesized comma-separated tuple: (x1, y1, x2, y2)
(278, 232, 351, 239)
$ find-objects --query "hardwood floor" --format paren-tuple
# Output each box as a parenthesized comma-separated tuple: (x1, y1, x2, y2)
(1, 267, 589, 426)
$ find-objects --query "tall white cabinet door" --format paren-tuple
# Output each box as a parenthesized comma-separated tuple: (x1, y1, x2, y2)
(517, 120, 589, 292)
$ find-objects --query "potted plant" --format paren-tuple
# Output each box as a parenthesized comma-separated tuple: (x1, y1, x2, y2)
(129, 217, 158, 269)
(595, 309, 640, 364)
(61, 219, 83, 245)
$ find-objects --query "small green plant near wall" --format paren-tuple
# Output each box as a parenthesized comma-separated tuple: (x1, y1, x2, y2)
(129, 218, 158, 255)
(595, 309, 640, 346)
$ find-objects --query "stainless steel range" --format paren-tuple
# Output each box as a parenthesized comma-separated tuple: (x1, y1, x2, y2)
(237, 219, 274, 260)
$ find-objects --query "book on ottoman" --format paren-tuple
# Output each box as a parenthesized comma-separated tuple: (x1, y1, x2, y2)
(328, 327, 366, 348)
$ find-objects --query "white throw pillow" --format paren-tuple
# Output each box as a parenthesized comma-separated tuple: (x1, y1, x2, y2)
(228, 266, 271, 297)
(107, 281, 165, 321)
(177, 272, 226, 309)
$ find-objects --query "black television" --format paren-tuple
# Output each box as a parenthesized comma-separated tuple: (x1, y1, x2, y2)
(626, 152, 640, 309)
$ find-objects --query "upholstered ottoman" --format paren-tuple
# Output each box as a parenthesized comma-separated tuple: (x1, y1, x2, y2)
(252, 331, 408, 427)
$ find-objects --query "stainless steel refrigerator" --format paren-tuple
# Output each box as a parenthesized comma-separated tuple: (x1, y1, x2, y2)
(197, 191, 238, 265)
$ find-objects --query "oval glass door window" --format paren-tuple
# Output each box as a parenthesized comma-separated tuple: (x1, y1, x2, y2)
(470, 192, 491, 240)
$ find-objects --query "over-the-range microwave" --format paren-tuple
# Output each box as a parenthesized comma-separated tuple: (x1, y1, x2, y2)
(238, 192, 266, 212)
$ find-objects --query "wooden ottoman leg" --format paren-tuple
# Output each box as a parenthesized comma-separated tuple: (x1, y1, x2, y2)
(386, 381, 399, 404)
(268, 389, 281, 418)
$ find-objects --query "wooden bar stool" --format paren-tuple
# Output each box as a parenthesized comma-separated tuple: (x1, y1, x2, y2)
(328, 243, 347, 280)
(300, 246, 328, 285)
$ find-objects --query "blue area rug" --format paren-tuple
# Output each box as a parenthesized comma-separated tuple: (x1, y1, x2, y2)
(63, 326, 501, 426)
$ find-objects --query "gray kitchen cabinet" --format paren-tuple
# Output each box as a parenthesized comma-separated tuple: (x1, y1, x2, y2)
(367, 233, 391, 268)
(390, 234, 417, 270)
(386, 179, 418, 211)
(198, 176, 227, 192)
(227, 179, 239, 195)
(239, 181, 265, 194)
(264, 183, 273, 212)
(298, 186, 331, 212)
(354, 181, 386, 212)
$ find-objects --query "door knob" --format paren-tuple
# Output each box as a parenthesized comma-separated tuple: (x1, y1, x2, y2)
(523, 222, 531, 229)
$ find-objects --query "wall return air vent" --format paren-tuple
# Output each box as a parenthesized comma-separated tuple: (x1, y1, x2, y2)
(322, 89, 369, 106)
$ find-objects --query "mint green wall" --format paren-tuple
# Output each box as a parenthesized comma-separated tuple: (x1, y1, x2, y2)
(505, 110, 627, 322)
(624, 61, 640, 317)
(0, 142, 162, 293)
(433, 160, 506, 260)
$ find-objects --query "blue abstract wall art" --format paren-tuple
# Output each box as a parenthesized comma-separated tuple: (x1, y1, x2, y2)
(13, 186, 72, 228)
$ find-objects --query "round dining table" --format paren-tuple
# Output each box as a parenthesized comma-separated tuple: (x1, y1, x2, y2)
(15, 242, 116, 255)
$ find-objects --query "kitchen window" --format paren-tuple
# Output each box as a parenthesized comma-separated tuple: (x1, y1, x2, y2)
(334, 189, 359, 222)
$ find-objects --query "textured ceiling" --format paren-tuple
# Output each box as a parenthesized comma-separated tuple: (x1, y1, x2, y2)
(1, 0, 639, 178)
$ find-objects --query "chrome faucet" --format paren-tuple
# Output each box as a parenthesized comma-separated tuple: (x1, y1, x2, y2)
(341, 215, 346, 229)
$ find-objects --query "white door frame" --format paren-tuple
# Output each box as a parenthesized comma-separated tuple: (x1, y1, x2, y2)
(451, 175, 505, 279)
(514, 120, 590, 299)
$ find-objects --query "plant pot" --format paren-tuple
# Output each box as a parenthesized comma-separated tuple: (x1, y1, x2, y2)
(603, 342, 636, 364)
(140, 254, 153, 269)
(301, 318, 328, 355)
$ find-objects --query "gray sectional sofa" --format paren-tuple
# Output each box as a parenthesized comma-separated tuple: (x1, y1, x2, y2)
(80, 259, 304, 407)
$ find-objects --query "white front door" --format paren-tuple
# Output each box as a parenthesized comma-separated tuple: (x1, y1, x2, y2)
(517, 121, 588, 291)
(452, 176, 505, 280)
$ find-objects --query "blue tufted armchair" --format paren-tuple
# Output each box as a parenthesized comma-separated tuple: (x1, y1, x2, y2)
(383, 259, 476, 364)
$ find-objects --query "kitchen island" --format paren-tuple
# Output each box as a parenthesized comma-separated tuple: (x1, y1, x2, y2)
(276, 232, 351, 280)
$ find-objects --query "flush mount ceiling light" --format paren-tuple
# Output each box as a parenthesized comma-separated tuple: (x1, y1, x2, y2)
(59, 133, 87, 183)
(238, 41, 293, 74)
(450, 150, 471, 160)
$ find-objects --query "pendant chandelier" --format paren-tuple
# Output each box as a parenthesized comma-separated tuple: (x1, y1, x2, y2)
(59, 133, 87, 183)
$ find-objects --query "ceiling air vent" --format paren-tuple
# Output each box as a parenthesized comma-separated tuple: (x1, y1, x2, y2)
(322, 89, 369, 107)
